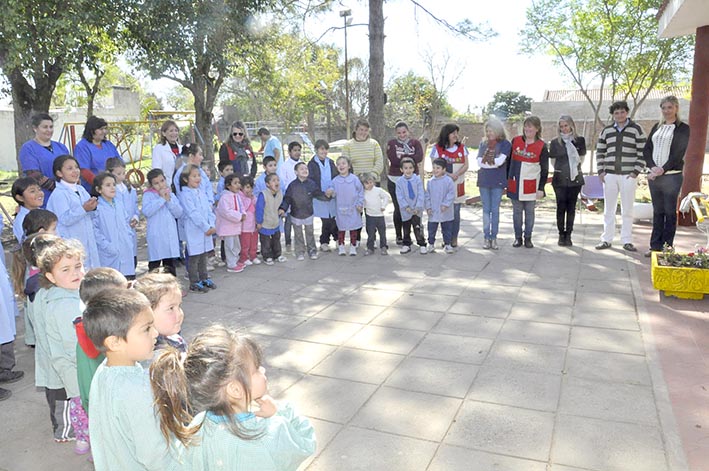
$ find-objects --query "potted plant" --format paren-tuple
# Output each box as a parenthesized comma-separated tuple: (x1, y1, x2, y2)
(651, 245, 709, 299)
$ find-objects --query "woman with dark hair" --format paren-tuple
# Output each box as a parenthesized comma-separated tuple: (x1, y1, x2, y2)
(429, 123, 469, 247)
(151, 120, 182, 183)
(18, 113, 70, 203)
(74, 116, 122, 192)
(642, 95, 691, 257)
(386, 121, 424, 245)
(218, 121, 256, 178)
(549, 115, 586, 246)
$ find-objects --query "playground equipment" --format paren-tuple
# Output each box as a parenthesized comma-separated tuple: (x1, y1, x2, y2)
(680, 192, 709, 247)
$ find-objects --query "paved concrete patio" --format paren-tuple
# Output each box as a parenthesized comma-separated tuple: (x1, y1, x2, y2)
(0, 204, 706, 471)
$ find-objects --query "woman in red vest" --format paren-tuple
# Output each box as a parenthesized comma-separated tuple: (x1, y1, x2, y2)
(429, 123, 469, 247)
(507, 116, 549, 248)
(218, 121, 257, 178)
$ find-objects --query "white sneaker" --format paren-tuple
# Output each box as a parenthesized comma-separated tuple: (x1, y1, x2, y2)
(265, 258, 274, 265)
(206, 264, 215, 271)
(244, 260, 253, 266)
(320, 243, 330, 252)
(427, 243, 436, 253)
(349, 245, 357, 256)
(277, 255, 287, 263)
(297, 254, 305, 261)
(251, 258, 261, 265)
(309, 252, 318, 260)
(400, 246, 411, 254)
(444, 244, 455, 254)
(419, 245, 428, 254)
(338, 245, 346, 256)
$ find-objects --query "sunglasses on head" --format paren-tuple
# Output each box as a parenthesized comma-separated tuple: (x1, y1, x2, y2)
(233, 132, 244, 136)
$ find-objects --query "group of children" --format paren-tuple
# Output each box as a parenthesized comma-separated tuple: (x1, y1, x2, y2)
(0, 206, 315, 469)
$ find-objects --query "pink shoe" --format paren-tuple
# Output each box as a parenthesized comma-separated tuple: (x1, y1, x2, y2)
(227, 264, 245, 273)
(74, 439, 90, 455)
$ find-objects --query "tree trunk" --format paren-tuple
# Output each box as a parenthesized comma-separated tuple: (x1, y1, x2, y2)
(368, 0, 386, 169)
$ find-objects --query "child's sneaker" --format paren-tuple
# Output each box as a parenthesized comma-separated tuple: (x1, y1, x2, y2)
(244, 260, 253, 266)
(277, 255, 287, 263)
(349, 245, 357, 256)
(427, 243, 436, 253)
(285, 244, 292, 252)
(189, 281, 208, 293)
(338, 245, 346, 256)
(74, 439, 90, 455)
(320, 243, 330, 252)
(381, 247, 388, 255)
(364, 249, 374, 256)
(251, 258, 261, 265)
(400, 245, 411, 254)
(444, 244, 455, 254)
(206, 264, 215, 272)
(227, 264, 245, 273)
(202, 278, 217, 289)
(309, 251, 318, 260)
(297, 254, 305, 261)
(264, 258, 275, 265)
(419, 245, 428, 254)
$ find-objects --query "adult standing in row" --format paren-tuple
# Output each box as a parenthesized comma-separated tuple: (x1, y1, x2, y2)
(595, 101, 646, 252)
(151, 120, 182, 183)
(476, 118, 510, 250)
(386, 122, 424, 245)
(549, 115, 586, 247)
(18, 113, 70, 204)
(430, 123, 469, 247)
(219, 121, 257, 179)
(642, 95, 690, 257)
(257, 127, 283, 168)
(342, 119, 384, 181)
(74, 116, 122, 193)
(507, 116, 549, 248)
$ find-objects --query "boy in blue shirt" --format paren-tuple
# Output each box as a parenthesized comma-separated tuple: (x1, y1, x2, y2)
(254, 156, 279, 200)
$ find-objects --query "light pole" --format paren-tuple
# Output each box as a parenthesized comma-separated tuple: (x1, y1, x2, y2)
(340, 9, 352, 139)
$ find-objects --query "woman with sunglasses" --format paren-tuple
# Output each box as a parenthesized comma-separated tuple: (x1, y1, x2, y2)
(218, 121, 257, 178)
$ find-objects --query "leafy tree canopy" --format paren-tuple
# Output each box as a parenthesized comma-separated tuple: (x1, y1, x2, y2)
(484, 91, 532, 120)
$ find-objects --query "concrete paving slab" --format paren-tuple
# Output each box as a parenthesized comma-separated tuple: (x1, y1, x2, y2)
(237, 312, 309, 336)
(297, 419, 342, 471)
(285, 318, 364, 345)
(467, 366, 562, 412)
(262, 338, 337, 372)
(553, 414, 667, 471)
(485, 340, 566, 374)
(559, 376, 659, 425)
(371, 307, 444, 331)
(569, 325, 645, 355)
(411, 333, 493, 364)
(460, 281, 522, 300)
(497, 319, 571, 347)
(313, 301, 386, 324)
(445, 400, 554, 461)
(517, 287, 576, 306)
(390, 292, 458, 312)
(575, 292, 636, 312)
(385, 357, 479, 398)
(509, 302, 573, 324)
(269, 296, 336, 316)
(564, 348, 651, 385)
(351, 387, 462, 442)
(341, 287, 404, 306)
(344, 325, 426, 355)
(572, 309, 640, 331)
(432, 314, 504, 338)
(279, 375, 377, 424)
(428, 445, 548, 471)
(307, 426, 438, 471)
(447, 297, 514, 318)
(309, 348, 404, 384)
(266, 368, 305, 396)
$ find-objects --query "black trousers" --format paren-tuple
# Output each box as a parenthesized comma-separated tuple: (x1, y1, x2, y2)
(260, 231, 282, 260)
(365, 214, 388, 250)
(148, 258, 176, 276)
(554, 185, 581, 233)
(402, 215, 425, 246)
(319, 217, 339, 244)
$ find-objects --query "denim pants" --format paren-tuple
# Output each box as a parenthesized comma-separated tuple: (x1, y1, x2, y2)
(365, 214, 388, 250)
(512, 199, 536, 238)
(427, 220, 453, 245)
(648, 173, 683, 250)
(479, 186, 503, 240)
(387, 179, 403, 240)
(451, 203, 462, 240)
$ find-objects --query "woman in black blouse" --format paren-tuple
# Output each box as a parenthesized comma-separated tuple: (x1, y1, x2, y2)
(642, 95, 690, 256)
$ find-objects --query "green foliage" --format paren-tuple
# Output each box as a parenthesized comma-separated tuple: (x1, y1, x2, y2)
(385, 72, 453, 129)
(484, 91, 532, 120)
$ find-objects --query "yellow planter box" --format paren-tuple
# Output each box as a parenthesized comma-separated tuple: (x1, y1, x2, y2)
(651, 252, 709, 299)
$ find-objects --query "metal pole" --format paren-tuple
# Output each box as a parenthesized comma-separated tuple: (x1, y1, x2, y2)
(341, 9, 352, 139)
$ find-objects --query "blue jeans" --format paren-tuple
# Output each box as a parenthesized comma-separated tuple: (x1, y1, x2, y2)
(512, 199, 536, 238)
(427, 220, 453, 245)
(479, 186, 504, 239)
(451, 203, 461, 241)
(648, 173, 683, 250)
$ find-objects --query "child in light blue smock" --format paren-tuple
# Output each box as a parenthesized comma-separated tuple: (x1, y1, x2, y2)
(91, 172, 136, 279)
(178, 164, 217, 293)
(84, 288, 181, 470)
(46, 155, 101, 269)
(142, 168, 183, 276)
(11, 177, 45, 244)
(330, 156, 364, 256)
(106, 157, 139, 264)
(395, 157, 427, 254)
(151, 324, 316, 471)
(425, 158, 456, 254)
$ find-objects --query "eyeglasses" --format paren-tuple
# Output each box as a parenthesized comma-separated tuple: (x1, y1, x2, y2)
(233, 132, 244, 136)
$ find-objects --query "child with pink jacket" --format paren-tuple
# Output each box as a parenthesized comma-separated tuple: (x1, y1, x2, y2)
(216, 174, 246, 273)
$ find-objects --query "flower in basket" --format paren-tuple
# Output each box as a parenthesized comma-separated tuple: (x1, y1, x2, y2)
(658, 244, 709, 269)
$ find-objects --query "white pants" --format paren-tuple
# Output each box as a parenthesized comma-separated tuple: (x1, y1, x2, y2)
(223, 235, 241, 268)
(601, 173, 637, 244)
